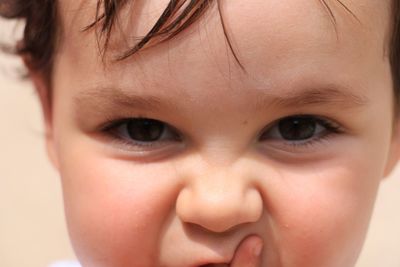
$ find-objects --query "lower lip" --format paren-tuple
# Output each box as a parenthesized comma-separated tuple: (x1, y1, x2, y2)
(198, 264, 230, 267)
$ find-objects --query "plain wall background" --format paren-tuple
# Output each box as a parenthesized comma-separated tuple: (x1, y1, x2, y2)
(1, 17, 400, 267)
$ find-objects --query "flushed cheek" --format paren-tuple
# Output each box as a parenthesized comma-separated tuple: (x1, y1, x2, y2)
(267, 166, 380, 267)
(59, 152, 179, 267)
(277, 199, 369, 267)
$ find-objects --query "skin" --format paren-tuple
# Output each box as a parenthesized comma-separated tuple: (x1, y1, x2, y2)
(30, 0, 400, 266)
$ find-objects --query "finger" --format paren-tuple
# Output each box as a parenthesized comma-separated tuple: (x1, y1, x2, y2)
(230, 235, 263, 267)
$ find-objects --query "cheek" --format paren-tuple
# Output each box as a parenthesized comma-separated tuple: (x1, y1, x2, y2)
(267, 159, 382, 267)
(58, 146, 179, 267)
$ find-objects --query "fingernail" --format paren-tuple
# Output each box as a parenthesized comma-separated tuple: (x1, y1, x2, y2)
(253, 240, 263, 257)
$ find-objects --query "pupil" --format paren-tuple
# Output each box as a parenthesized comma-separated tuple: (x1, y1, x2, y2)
(127, 119, 164, 141)
(278, 117, 316, 140)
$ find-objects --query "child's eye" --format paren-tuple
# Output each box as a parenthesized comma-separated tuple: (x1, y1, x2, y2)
(259, 115, 343, 149)
(103, 118, 181, 149)
(101, 115, 342, 153)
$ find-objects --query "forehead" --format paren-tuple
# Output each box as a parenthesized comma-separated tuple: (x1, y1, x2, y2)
(58, 0, 392, 54)
(55, 0, 392, 109)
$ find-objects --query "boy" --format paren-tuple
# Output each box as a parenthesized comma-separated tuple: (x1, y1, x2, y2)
(1, 0, 400, 266)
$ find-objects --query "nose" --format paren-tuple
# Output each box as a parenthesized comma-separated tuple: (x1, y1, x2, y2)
(175, 166, 263, 233)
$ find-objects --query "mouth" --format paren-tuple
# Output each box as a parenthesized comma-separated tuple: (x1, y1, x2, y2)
(190, 234, 262, 267)
(198, 264, 229, 267)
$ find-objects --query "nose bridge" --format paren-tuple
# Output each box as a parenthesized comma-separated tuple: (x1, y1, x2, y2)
(176, 161, 263, 233)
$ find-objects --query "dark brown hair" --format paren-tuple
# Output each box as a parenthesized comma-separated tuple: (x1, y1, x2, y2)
(1, 0, 400, 110)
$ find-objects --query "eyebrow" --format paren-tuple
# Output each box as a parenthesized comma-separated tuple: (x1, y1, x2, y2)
(74, 85, 369, 114)
(257, 87, 369, 111)
(74, 86, 178, 113)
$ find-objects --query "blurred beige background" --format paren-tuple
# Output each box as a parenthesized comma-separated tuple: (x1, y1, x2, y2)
(1, 18, 400, 267)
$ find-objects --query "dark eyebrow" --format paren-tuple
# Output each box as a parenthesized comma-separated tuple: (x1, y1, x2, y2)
(255, 87, 369, 111)
(73, 86, 178, 113)
(74, 85, 369, 115)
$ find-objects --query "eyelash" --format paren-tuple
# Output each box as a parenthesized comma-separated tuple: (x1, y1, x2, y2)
(99, 115, 343, 152)
(259, 115, 343, 150)
(101, 117, 182, 150)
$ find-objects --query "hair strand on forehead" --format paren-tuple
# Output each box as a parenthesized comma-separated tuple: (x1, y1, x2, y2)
(82, 0, 245, 71)
(318, 0, 361, 39)
(320, 0, 338, 26)
(215, 0, 245, 72)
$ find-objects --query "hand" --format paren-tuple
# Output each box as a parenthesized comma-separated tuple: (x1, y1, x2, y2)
(230, 235, 263, 267)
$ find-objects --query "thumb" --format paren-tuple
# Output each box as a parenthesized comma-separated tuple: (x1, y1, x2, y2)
(230, 235, 263, 267)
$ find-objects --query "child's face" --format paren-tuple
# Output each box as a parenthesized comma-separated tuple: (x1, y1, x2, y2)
(39, 0, 399, 266)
